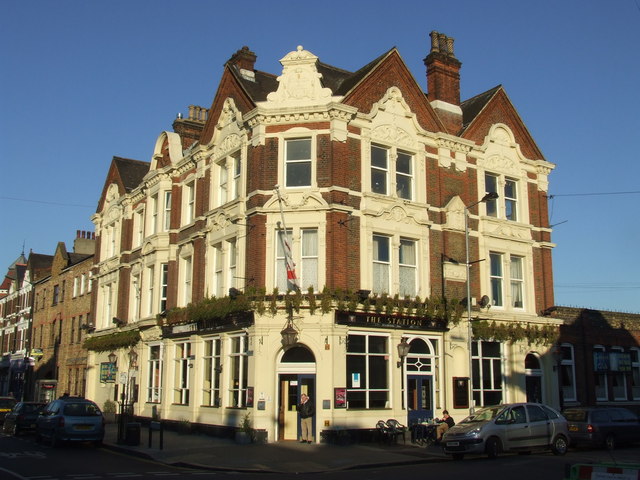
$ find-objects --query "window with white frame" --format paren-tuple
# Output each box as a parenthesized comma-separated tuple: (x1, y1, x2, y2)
(228, 239, 237, 290)
(510, 256, 524, 308)
(370, 144, 414, 200)
(163, 191, 172, 231)
(80, 274, 86, 296)
(87, 272, 92, 293)
(131, 273, 141, 321)
(203, 337, 222, 407)
(73, 277, 79, 298)
(372, 235, 417, 297)
(150, 194, 159, 235)
(490, 253, 526, 309)
(218, 160, 228, 205)
(631, 348, 640, 400)
(216, 151, 241, 207)
(372, 235, 390, 294)
(611, 347, 627, 401)
(300, 229, 317, 291)
(103, 283, 113, 327)
(285, 138, 312, 187)
(181, 256, 192, 306)
(472, 340, 503, 407)
(593, 345, 608, 401)
(183, 181, 195, 225)
(276, 228, 319, 292)
(160, 263, 168, 313)
(485, 173, 518, 221)
(228, 335, 248, 407)
(213, 243, 223, 297)
(559, 343, 577, 402)
(346, 333, 389, 409)
(147, 344, 163, 403)
(232, 152, 241, 200)
(173, 342, 191, 405)
(146, 265, 155, 317)
(133, 208, 144, 248)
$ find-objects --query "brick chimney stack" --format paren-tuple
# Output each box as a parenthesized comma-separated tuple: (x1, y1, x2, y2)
(424, 31, 463, 134)
(227, 46, 257, 72)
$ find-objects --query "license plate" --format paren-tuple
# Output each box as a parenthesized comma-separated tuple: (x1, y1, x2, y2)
(74, 425, 92, 431)
(569, 426, 578, 431)
(446, 441, 460, 447)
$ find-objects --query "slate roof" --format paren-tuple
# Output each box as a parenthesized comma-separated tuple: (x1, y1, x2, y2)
(460, 85, 502, 133)
(113, 157, 150, 193)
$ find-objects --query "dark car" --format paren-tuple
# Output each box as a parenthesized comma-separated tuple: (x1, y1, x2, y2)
(0, 396, 17, 424)
(35, 397, 105, 447)
(2, 402, 46, 436)
(564, 407, 640, 450)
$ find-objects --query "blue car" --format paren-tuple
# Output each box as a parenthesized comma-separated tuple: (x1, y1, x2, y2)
(35, 397, 105, 447)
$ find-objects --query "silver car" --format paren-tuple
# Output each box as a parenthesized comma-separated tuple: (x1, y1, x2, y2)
(442, 402, 569, 459)
(35, 397, 105, 447)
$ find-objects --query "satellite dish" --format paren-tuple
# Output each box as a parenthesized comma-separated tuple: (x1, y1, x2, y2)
(478, 295, 490, 308)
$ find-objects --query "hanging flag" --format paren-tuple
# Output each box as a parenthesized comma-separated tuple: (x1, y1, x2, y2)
(274, 185, 300, 292)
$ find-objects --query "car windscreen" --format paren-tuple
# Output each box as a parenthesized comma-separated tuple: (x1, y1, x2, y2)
(63, 403, 101, 416)
(563, 410, 588, 422)
(22, 404, 45, 414)
(461, 406, 504, 423)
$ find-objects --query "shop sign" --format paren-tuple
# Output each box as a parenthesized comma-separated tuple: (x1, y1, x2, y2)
(100, 362, 117, 383)
(335, 311, 447, 331)
(31, 348, 43, 358)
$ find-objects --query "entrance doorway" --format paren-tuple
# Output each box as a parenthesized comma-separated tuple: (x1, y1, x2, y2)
(277, 346, 316, 441)
(407, 375, 433, 424)
(525, 353, 542, 403)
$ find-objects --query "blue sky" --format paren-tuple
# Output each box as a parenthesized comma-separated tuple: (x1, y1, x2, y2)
(1, 0, 639, 313)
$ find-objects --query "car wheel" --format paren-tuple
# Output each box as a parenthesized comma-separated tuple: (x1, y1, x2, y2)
(551, 435, 568, 456)
(452, 453, 464, 461)
(604, 434, 616, 451)
(486, 437, 501, 459)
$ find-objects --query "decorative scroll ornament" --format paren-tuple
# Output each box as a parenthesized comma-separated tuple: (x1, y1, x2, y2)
(266, 46, 333, 106)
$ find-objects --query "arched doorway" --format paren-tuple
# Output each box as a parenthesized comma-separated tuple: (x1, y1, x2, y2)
(525, 353, 542, 403)
(277, 345, 316, 441)
(405, 337, 437, 424)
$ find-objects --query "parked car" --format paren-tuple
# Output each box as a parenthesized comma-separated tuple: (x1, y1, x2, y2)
(442, 402, 569, 460)
(563, 407, 640, 450)
(2, 402, 45, 436)
(35, 397, 104, 447)
(0, 396, 17, 424)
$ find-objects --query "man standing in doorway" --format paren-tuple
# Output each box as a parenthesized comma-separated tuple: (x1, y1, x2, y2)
(298, 393, 314, 443)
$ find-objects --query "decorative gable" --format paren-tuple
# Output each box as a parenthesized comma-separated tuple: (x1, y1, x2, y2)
(264, 46, 337, 108)
(369, 87, 420, 149)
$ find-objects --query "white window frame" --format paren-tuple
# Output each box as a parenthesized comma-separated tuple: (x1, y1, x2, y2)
(370, 143, 415, 200)
(163, 191, 172, 231)
(227, 239, 237, 291)
(346, 332, 390, 409)
(228, 335, 248, 408)
(611, 346, 628, 401)
(213, 243, 223, 298)
(160, 263, 168, 313)
(203, 337, 222, 407)
(630, 348, 640, 400)
(472, 340, 504, 407)
(147, 344, 163, 403)
(284, 138, 313, 188)
(372, 234, 390, 294)
(559, 343, 577, 403)
(131, 272, 141, 321)
(594, 345, 608, 401)
(146, 265, 155, 317)
(173, 342, 191, 405)
(275, 228, 319, 292)
(183, 181, 195, 225)
(509, 255, 524, 309)
(133, 208, 144, 248)
(372, 234, 418, 297)
(150, 194, 159, 235)
(485, 172, 519, 221)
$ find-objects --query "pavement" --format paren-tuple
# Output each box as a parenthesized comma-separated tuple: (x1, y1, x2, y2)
(102, 422, 447, 473)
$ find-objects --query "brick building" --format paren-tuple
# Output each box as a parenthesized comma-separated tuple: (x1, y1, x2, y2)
(87, 32, 561, 442)
(30, 231, 95, 401)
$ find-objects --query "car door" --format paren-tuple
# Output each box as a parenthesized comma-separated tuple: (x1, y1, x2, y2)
(39, 401, 59, 438)
(497, 405, 530, 450)
(526, 404, 552, 447)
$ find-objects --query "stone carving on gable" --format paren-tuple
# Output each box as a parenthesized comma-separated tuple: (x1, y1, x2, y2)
(485, 221, 531, 241)
(369, 87, 418, 149)
(481, 154, 521, 177)
(443, 196, 465, 232)
(371, 204, 429, 226)
(105, 183, 120, 205)
(478, 124, 524, 177)
(214, 134, 241, 159)
(266, 46, 333, 107)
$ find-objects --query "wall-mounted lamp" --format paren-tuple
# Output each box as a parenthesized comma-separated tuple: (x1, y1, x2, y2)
(112, 317, 125, 327)
(108, 352, 117, 364)
(337, 213, 355, 227)
(280, 318, 299, 348)
(397, 337, 410, 368)
(80, 324, 95, 333)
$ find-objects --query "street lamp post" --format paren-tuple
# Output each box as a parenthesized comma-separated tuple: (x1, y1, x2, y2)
(116, 348, 138, 444)
(465, 191, 498, 414)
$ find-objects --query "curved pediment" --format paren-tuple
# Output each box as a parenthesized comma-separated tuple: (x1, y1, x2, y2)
(209, 98, 247, 156)
(369, 87, 420, 149)
(264, 189, 327, 211)
(151, 131, 183, 170)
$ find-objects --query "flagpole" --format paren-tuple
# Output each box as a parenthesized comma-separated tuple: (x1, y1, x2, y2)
(274, 185, 300, 292)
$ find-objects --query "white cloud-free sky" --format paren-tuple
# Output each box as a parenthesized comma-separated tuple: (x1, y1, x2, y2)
(1, 0, 639, 312)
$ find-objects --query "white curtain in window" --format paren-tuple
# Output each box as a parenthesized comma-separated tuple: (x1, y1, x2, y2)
(399, 239, 416, 297)
(373, 235, 389, 294)
(510, 257, 523, 308)
(301, 230, 318, 291)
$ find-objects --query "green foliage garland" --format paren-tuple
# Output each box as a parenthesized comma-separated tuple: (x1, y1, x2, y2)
(84, 330, 141, 352)
(472, 320, 559, 345)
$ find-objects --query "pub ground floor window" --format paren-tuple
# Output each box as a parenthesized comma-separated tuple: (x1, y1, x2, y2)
(472, 340, 503, 407)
